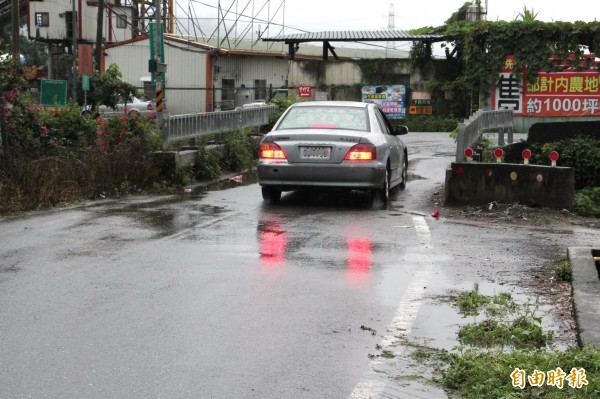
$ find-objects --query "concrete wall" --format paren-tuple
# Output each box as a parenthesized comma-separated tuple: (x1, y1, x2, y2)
(105, 38, 209, 115)
(444, 163, 574, 209)
(28, 0, 133, 43)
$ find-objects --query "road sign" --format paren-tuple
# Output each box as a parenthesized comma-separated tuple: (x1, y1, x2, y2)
(82, 75, 90, 91)
(40, 79, 68, 106)
(298, 85, 312, 97)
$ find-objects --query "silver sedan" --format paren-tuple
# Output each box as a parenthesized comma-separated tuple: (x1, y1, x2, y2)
(257, 101, 408, 203)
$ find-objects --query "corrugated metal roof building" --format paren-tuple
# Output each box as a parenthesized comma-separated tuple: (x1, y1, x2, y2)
(102, 31, 434, 114)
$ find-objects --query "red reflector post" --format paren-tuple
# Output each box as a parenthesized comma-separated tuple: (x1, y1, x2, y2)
(464, 147, 474, 162)
(344, 144, 376, 161)
(494, 148, 504, 163)
(259, 142, 286, 159)
(549, 151, 559, 167)
(522, 149, 532, 165)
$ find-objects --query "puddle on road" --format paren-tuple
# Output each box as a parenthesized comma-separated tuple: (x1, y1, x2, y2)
(407, 173, 426, 181)
(197, 170, 259, 193)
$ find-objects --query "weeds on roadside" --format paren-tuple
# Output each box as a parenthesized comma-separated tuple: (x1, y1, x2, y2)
(410, 289, 600, 398)
(457, 315, 553, 349)
(454, 287, 516, 317)
(221, 130, 254, 172)
(442, 346, 600, 398)
(193, 144, 222, 181)
(553, 260, 573, 282)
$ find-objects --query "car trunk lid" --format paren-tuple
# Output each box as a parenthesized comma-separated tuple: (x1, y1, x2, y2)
(268, 129, 367, 164)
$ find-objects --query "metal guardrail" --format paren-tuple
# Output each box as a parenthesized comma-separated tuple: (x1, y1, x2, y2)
(455, 109, 514, 162)
(164, 105, 278, 145)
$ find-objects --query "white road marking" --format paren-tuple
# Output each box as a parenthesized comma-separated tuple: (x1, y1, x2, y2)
(349, 216, 434, 399)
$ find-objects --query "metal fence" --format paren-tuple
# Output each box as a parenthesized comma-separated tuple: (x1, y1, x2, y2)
(455, 109, 514, 161)
(164, 105, 278, 145)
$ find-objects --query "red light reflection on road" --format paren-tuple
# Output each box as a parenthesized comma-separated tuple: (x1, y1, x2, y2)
(259, 220, 287, 266)
(346, 238, 372, 285)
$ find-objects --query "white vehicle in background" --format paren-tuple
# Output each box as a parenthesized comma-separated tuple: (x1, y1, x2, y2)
(99, 96, 156, 118)
(82, 96, 156, 118)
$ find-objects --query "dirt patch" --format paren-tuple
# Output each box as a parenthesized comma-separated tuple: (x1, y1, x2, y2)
(430, 186, 600, 230)
(430, 187, 598, 350)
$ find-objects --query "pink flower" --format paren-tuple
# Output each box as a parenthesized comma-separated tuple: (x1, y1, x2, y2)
(27, 107, 35, 113)
(41, 126, 49, 135)
(38, 104, 44, 111)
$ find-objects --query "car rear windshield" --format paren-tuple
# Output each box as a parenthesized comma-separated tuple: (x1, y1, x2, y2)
(277, 106, 369, 131)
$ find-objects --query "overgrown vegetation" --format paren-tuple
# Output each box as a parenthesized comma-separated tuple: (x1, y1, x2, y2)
(221, 130, 254, 172)
(266, 92, 300, 130)
(411, 289, 600, 398)
(0, 58, 163, 214)
(528, 136, 600, 218)
(458, 315, 553, 349)
(529, 136, 600, 190)
(192, 142, 222, 181)
(442, 346, 600, 398)
(411, 10, 600, 98)
(455, 288, 516, 317)
(574, 187, 600, 218)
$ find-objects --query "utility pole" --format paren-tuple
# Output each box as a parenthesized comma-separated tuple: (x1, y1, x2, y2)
(72, 0, 78, 102)
(11, 0, 20, 59)
(95, 0, 105, 72)
(153, 0, 165, 133)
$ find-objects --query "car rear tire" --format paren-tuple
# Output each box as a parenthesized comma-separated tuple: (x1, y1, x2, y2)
(399, 154, 408, 190)
(261, 187, 281, 203)
(371, 167, 390, 204)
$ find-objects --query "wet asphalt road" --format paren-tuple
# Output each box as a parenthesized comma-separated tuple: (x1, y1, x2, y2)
(1, 133, 599, 399)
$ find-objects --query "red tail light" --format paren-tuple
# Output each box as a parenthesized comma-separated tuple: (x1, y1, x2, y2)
(344, 144, 376, 160)
(260, 142, 287, 159)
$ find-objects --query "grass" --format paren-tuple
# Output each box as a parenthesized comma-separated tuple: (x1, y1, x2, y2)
(455, 287, 517, 317)
(553, 260, 573, 282)
(410, 289, 600, 398)
(441, 346, 600, 398)
(457, 315, 553, 349)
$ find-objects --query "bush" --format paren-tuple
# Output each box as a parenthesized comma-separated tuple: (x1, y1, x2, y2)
(265, 94, 300, 131)
(221, 130, 254, 172)
(530, 136, 600, 189)
(0, 56, 168, 214)
(192, 144, 222, 180)
(574, 187, 600, 218)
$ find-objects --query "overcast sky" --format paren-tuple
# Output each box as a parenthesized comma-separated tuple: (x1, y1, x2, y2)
(176, 1, 599, 52)
(282, 0, 599, 32)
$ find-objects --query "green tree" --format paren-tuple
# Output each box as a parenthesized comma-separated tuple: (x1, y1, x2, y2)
(409, 3, 600, 117)
(80, 64, 139, 109)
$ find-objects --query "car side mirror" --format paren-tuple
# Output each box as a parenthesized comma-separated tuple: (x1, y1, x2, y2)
(394, 125, 409, 135)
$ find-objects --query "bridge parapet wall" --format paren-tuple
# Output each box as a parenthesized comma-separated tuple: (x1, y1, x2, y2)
(444, 163, 574, 209)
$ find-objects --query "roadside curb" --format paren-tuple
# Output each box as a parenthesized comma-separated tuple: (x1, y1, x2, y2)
(568, 247, 600, 347)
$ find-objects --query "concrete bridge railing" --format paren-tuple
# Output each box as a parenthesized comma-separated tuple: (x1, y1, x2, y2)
(163, 105, 278, 146)
(455, 109, 514, 162)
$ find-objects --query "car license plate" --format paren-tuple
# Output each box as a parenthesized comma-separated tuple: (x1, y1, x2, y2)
(300, 146, 331, 159)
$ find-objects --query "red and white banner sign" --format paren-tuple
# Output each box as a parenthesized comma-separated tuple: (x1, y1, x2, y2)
(493, 55, 600, 117)
(298, 85, 312, 98)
